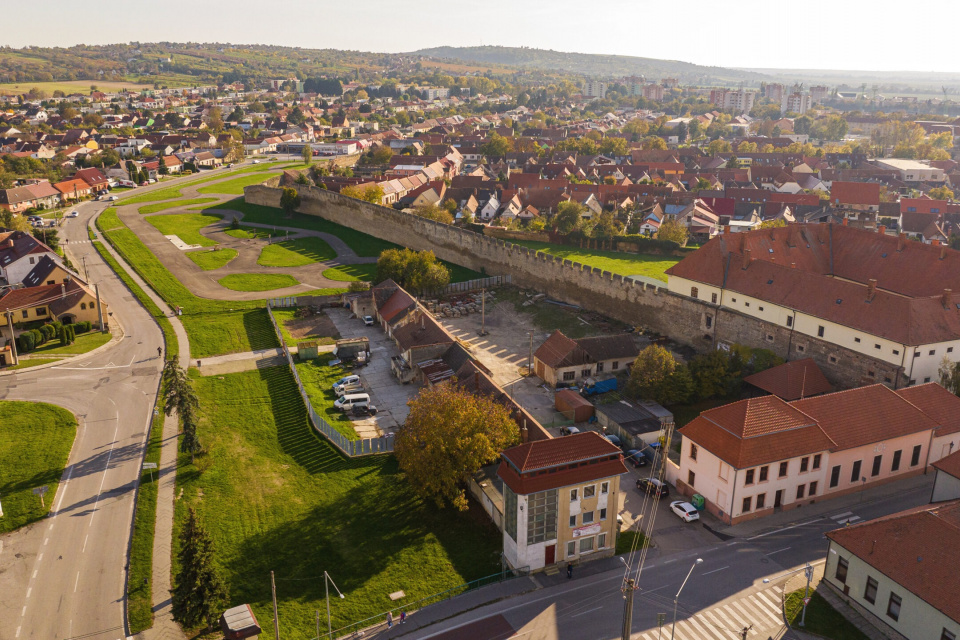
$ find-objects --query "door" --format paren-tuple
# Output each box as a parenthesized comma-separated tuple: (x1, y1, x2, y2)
(774, 490, 783, 509)
(544, 544, 556, 566)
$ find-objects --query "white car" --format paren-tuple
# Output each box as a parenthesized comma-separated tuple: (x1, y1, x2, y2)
(363, 315, 375, 326)
(252, 159, 261, 164)
(67, 211, 79, 218)
(670, 501, 700, 523)
(107, 195, 119, 201)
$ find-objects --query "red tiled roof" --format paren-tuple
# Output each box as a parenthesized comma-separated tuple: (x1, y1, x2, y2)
(900, 198, 949, 214)
(896, 383, 960, 437)
(933, 449, 960, 480)
(376, 288, 417, 324)
(826, 500, 960, 625)
(743, 358, 833, 401)
(393, 313, 453, 351)
(830, 181, 880, 206)
(498, 431, 627, 494)
(534, 330, 587, 369)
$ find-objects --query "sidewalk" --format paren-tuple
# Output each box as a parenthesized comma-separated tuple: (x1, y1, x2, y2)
(193, 347, 286, 376)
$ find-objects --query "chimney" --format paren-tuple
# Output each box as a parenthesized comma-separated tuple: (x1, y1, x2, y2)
(933, 239, 941, 247)
(742, 248, 752, 269)
(898, 232, 906, 251)
(724, 225, 730, 235)
(521, 420, 529, 443)
(942, 288, 952, 307)
(842, 217, 848, 226)
(941, 245, 948, 260)
(878, 225, 886, 235)
(791, 262, 796, 269)
(867, 278, 877, 301)
(60, 283, 66, 298)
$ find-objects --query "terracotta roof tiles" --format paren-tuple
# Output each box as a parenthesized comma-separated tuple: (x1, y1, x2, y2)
(743, 358, 833, 401)
(896, 383, 960, 437)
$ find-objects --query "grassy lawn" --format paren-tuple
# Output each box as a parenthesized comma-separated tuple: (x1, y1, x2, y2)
(295, 354, 360, 440)
(187, 248, 238, 270)
(196, 172, 282, 195)
(218, 273, 299, 292)
(0, 401, 77, 533)
(258, 236, 337, 267)
(200, 199, 398, 257)
(145, 212, 222, 247)
(173, 367, 501, 635)
(98, 207, 123, 231)
(512, 240, 679, 282)
(224, 226, 284, 240)
(138, 197, 218, 215)
(121, 165, 285, 205)
(785, 590, 870, 640)
(29, 330, 111, 355)
(6, 358, 61, 370)
(182, 310, 278, 360)
(615, 530, 649, 555)
(322, 262, 481, 284)
(127, 393, 165, 634)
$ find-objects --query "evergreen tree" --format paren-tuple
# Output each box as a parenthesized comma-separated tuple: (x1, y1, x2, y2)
(158, 154, 168, 175)
(162, 359, 202, 461)
(172, 508, 228, 629)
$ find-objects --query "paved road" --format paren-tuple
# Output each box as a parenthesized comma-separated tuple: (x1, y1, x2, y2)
(386, 476, 934, 640)
(0, 195, 166, 639)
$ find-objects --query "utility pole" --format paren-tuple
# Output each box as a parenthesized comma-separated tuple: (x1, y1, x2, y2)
(621, 578, 635, 640)
(800, 563, 814, 626)
(316, 610, 320, 640)
(527, 330, 534, 375)
(95, 283, 105, 333)
(478, 288, 487, 336)
(82, 255, 88, 281)
(271, 570, 280, 640)
(5, 311, 18, 366)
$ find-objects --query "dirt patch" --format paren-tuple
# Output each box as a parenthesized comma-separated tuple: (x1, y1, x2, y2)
(284, 313, 340, 341)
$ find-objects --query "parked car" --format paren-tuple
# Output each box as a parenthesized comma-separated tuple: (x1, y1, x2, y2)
(332, 375, 360, 391)
(27, 215, 41, 222)
(252, 159, 261, 164)
(107, 195, 119, 201)
(605, 434, 623, 449)
(559, 426, 581, 436)
(670, 501, 700, 522)
(336, 383, 364, 397)
(334, 393, 371, 412)
(362, 315, 375, 326)
(624, 450, 647, 467)
(67, 211, 79, 218)
(636, 478, 669, 497)
(351, 404, 378, 417)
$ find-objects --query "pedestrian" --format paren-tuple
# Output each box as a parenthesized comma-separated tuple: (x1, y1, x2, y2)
(386, 611, 393, 628)
(400, 610, 406, 624)
(157, 347, 162, 358)
(567, 563, 573, 579)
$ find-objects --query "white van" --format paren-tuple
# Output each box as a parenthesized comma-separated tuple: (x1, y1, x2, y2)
(334, 393, 370, 412)
(336, 382, 364, 397)
(332, 375, 360, 391)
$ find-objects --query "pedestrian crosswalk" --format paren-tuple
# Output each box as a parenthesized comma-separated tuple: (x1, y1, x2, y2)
(831, 510, 861, 526)
(635, 585, 784, 640)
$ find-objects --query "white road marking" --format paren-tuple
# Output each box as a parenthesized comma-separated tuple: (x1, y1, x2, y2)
(32, 570, 37, 579)
(701, 565, 729, 575)
(37, 553, 42, 562)
(89, 412, 120, 527)
(570, 606, 604, 618)
(74, 571, 81, 592)
(766, 546, 791, 555)
(748, 517, 825, 540)
(43, 538, 48, 546)
(21, 606, 26, 616)
(82, 534, 89, 553)
(15, 626, 21, 638)
(26, 588, 31, 598)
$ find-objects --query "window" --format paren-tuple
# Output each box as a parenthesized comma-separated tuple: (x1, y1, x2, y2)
(581, 369, 591, 378)
(893, 349, 900, 356)
(504, 486, 518, 542)
(29, 256, 36, 264)
(742, 496, 752, 512)
(797, 344, 805, 353)
(526, 489, 558, 545)
(688, 470, 696, 487)
(830, 465, 841, 488)
(598, 533, 607, 549)
(765, 334, 774, 343)
(711, 293, 718, 304)
(691, 286, 699, 298)
(892, 450, 902, 472)
(851, 460, 862, 483)
(914, 351, 921, 358)
(601, 482, 609, 494)
(835, 557, 849, 583)
(871, 455, 882, 477)
(809, 481, 817, 496)
(80, 302, 87, 310)
(800, 457, 809, 472)
(942, 629, 956, 640)
(829, 355, 838, 364)
(949, 347, 955, 354)
(596, 362, 604, 373)
(569, 515, 577, 527)
(924, 377, 931, 383)
(786, 316, 793, 328)
(582, 511, 594, 524)
(759, 306, 764, 312)
(759, 466, 769, 482)
(563, 371, 575, 381)
(864, 577, 878, 603)
(570, 489, 578, 501)
(579, 537, 594, 553)
(796, 484, 805, 499)
(745, 469, 755, 485)
(911, 444, 922, 467)
(583, 485, 596, 499)
(818, 325, 825, 337)
(732, 297, 737, 303)
(600, 508, 607, 521)
(930, 350, 936, 356)
(36, 307, 46, 316)
(567, 541, 576, 557)
(756, 493, 766, 509)
(745, 301, 750, 307)
(886, 593, 902, 621)
(875, 344, 881, 350)
(22, 310, 28, 319)
(779, 461, 789, 478)
(611, 361, 619, 370)
(854, 337, 861, 343)
(813, 454, 822, 470)
(690, 443, 698, 461)
(706, 315, 713, 329)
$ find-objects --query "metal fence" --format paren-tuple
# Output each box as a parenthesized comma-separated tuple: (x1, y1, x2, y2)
(329, 565, 530, 639)
(266, 303, 395, 457)
(443, 274, 512, 294)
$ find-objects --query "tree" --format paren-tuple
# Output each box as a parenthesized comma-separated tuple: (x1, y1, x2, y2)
(206, 106, 224, 133)
(341, 184, 385, 204)
(939, 356, 960, 396)
(172, 508, 229, 630)
(376, 248, 450, 294)
(302, 144, 313, 165)
(395, 381, 520, 510)
(591, 210, 619, 239)
(294, 172, 311, 186)
(641, 136, 667, 150)
(929, 186, 955, 200)
(553, 201, 585, 234)
(480, 132, 514, 158)
(657, 218, 688, 246)
(162, 359, 201, 460)
(158, 154, 168, 176)
(706, 139, 732, 155)
(675, 121, 688, 143)
(1, 209, 31, 232)
(759, 219, 786, 229)
(599, 136, 628, 156)
(280, 187, 301, 217)
(627, 345, 677, 402)
(412, 203, 454, 224)
(32, 227, 59, 250)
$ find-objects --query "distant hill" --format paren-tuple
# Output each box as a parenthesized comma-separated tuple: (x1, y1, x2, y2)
(412, 46, 769, 84)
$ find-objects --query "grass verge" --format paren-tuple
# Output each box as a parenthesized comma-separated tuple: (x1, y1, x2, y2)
(258, 236, 337, 266)
(224, 226, 284, 240)
(138, 198, 218, 215)
(182, 310, 277, 359)
(295, 354, 360, 440)
(144, 212, 222, 247)
(0, 401, 77, 533)
(187, 248, 238, 270)
(512, 240, 680, 282)
(98, 207, 124, 231)
(196, 172, 282, 195)
(172, 366, 501, 635)
(218, 273, 299, 292)
(785, 590, 870, 640)
(6, 357, 61, 370)
(615, 530, 649, 555)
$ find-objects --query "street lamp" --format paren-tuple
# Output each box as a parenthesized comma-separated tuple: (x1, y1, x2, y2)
(670, 558, 703, 640)
(324, 570, 345, 639)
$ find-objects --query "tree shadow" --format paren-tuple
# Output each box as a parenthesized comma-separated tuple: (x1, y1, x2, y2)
(244, 309, 281, 352)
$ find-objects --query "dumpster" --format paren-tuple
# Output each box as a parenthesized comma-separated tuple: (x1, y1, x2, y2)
(691, 494, 705, 510)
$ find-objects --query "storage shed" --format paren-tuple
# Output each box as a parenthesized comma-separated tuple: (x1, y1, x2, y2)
(555, 388, 595, 423)
(220, 604, 261, 639)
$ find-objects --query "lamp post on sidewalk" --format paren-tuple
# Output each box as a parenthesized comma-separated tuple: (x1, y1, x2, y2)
(670, 558, 702, 640)
(325, 570, 345, 639)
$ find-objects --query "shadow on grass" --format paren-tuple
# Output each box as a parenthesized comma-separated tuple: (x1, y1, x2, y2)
(244, 308, 282, 352)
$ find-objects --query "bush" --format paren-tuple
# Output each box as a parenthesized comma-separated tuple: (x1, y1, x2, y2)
(75, 321, 92, 334)
(16, 332, 36, 353)
(50, 321, 62, 333)
(39, 324, 55, 341)
(30, 328, 45, 346)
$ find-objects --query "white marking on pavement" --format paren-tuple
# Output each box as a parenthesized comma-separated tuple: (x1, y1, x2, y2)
(37, 553, 42, 562)
(701, 565, 729, 575)
(15, 626, 21, 638)
(748, 517, 825, 539)
(74, 571, 81, 592)
(43, 538, 48, 546)
(766, 546, 791, 555)
(570, 606, 604, 618)
(32, 570, 37, 579)
(832, 511, 853, 519)
(83, 534, 89, 552)
(21, 606, 26, 616)
(663, 558, 677, 563)
(26, 587, 31, 598)
(89, 412, 121, 527)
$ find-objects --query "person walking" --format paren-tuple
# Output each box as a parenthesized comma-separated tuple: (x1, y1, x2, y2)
(157, 346, 162, 358)
(386, 611, 393, 628)
(567, 563, 573, 579)
(400, 610, 406, 624)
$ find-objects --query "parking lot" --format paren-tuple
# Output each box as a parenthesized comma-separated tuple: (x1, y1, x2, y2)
(325, 307, 419, 436)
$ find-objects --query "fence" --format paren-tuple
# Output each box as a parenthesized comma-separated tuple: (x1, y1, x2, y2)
(329, 565, 530, 639)
(443, 274, 512, 294)
(266, 303, 395, 457)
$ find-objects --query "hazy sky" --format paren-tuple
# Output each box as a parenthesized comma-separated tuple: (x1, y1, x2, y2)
(5, 0, 954, 73)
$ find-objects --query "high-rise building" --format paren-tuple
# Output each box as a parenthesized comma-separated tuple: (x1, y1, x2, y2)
(810, 86, 830, 103)
(642, 83, 665, 102)
(710, 88, 756, 113)
(583, 80, 607, 99)
(782, 92, 813, 115)
(764, 83, 785, 102)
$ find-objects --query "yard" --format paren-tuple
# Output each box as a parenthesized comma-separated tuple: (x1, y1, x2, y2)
(295, 354, 361, 440)
(322, 262, 482, 284)
(144, 212, 222, 247)
(0, 401, 78, 533)
(138, 198, 218, 215)
(218, 273, 300, 292)
(271, 307, 339, 346)
(785, 590, 870, 640)
(181, 310, 278, 360)
(173, 367, 502, 635)
(187, 248, 238, 270)
(196, 172, 283, 195)
(258, 236, 337, 267)
(511, 240, 680, 282)
(28, 329, 112, 356)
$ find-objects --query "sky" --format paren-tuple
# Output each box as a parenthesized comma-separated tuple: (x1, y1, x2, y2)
(4, 0, 954, 73)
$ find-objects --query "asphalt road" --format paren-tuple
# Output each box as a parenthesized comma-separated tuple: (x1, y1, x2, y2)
(0, 188, 171, 639)
(403, 478, 934, 640)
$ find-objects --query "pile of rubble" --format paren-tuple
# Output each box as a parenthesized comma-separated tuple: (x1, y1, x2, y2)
(424, 291, 495, 318)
